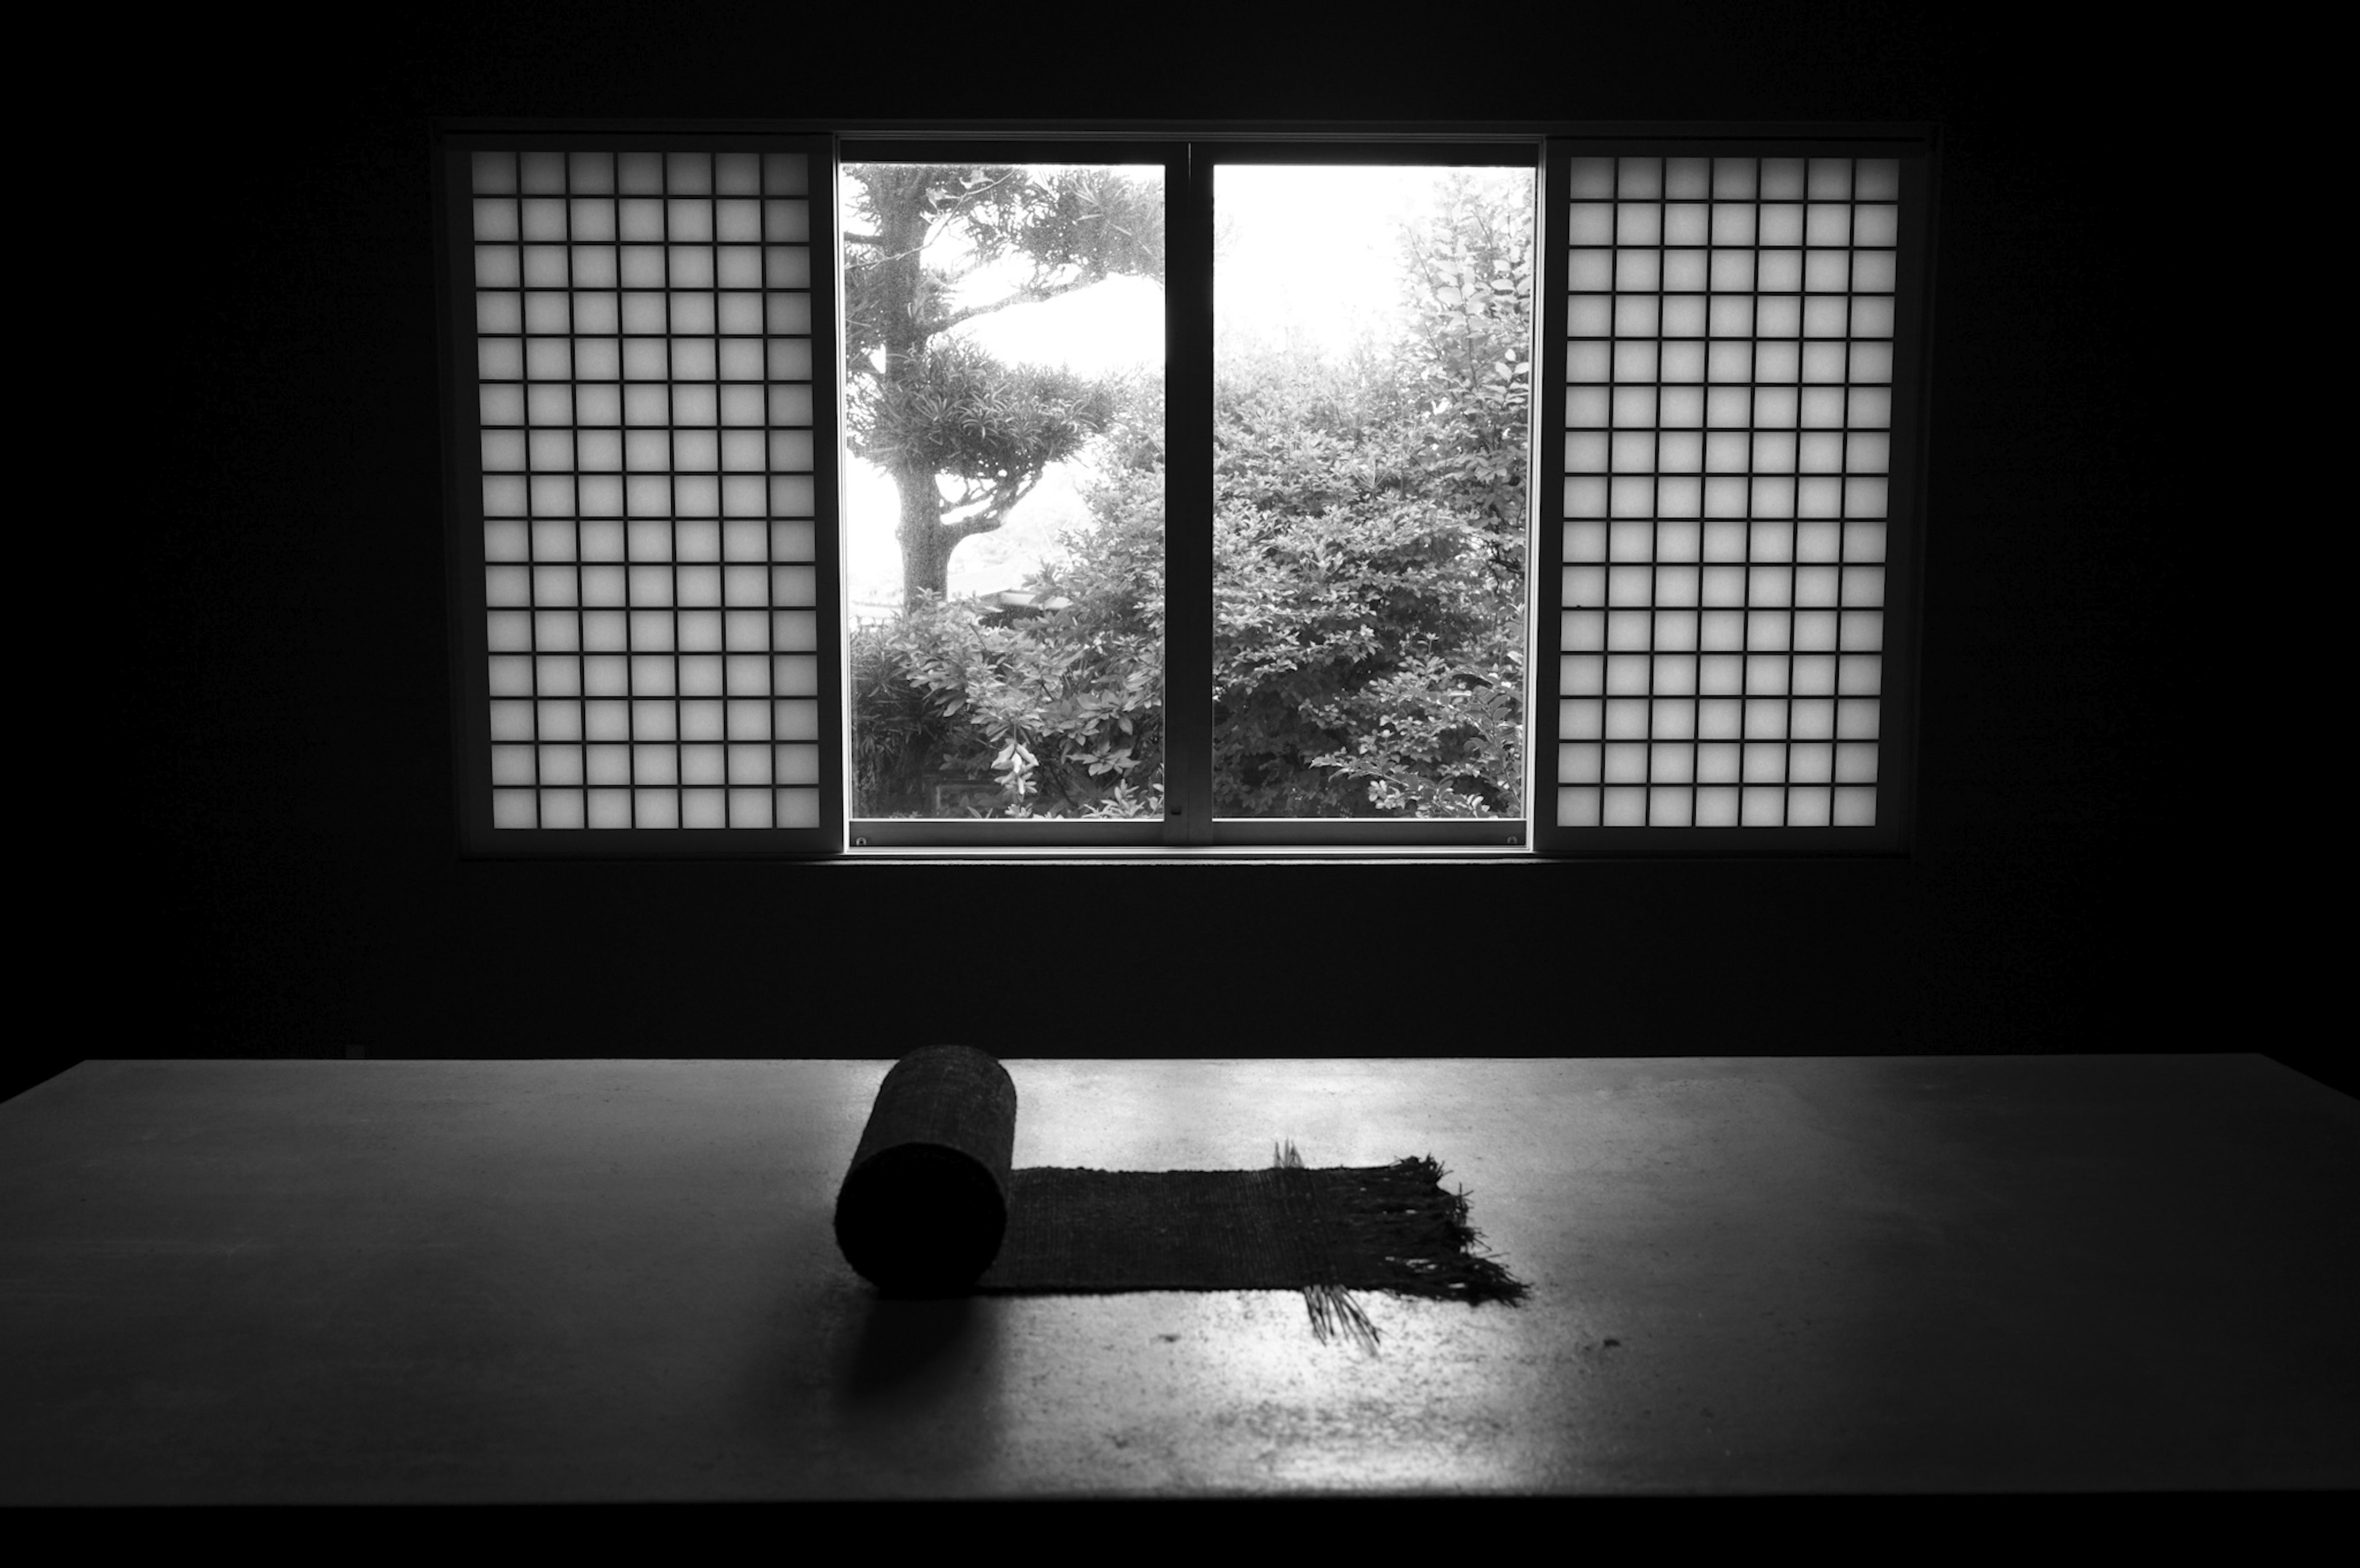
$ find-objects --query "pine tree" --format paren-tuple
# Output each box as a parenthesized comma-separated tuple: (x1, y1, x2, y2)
(841, 165, 1164, 606)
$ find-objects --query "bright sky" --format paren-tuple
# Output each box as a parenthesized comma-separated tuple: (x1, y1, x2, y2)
(1215, 166, 1438, 357)
(840, 164, 1529, 610)
(921, 165, 1453, 366)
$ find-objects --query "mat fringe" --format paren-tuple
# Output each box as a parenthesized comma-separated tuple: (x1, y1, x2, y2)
(1272, 1139, 1529, 1354)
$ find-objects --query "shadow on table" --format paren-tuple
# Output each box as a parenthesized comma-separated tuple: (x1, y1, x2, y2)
(841, 1291, 991, 1405)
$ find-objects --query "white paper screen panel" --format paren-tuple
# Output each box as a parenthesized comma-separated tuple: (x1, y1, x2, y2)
(1556, 155, 1897, 830)
(470, 149, 820, 831)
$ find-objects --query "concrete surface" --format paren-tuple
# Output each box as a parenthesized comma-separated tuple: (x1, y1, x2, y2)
(1, 1056, 2354, 1502)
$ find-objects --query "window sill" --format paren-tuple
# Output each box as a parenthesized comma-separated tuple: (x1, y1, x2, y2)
(830, 844, 1539, 863)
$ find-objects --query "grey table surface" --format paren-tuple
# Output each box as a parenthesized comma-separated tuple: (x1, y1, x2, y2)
(2, 1055, 2354, 1502)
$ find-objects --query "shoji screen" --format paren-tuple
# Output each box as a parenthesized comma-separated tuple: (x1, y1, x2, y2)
(1533, 144, 1930, 854)
(439, 136, 842, 853)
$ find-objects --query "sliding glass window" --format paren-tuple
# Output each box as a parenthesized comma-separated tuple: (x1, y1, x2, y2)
(841, 141, 1539, 850)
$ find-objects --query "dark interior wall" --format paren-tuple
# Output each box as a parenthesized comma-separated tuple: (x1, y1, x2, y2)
(88, 5, 2234, 1096)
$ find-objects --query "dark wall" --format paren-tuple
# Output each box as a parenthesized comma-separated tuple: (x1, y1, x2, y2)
(88, 5, 2236, 1098)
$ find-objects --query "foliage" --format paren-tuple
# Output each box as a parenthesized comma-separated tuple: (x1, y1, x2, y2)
(842, 166, 1166, 372)
(842, 165, 1165, 601)
(1200, 173, 1532, 817)
(850, 588, 1164, 820)
(954, 166, 1166, 286)
(855, 336, 1119, 484)
(850, 172, 1533, 820)
(1206, 326, 1524, 817)
(1396, 174, 1537, 530)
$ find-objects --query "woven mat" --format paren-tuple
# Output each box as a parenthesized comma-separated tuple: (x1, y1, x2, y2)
(973, 1143, 1528, 1349)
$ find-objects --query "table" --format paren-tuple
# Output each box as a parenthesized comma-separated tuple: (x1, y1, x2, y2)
(3, 1056, 2353, 1500)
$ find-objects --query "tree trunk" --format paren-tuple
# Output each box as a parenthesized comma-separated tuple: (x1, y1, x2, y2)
(862, 168, 1028, 609)
(894, 461, 953, 605)
(877, 176, 988, 608)
(894, 462, 1004, 606)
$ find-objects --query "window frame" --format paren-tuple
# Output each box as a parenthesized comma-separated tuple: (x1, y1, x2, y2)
(839, 137, 1541, 853)
(435, 120, 1935, 862)
(1532, 136, 1934, 857)
(434, 129, 848, 856)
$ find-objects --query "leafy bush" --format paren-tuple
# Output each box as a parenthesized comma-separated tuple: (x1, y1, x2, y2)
(849, 594, 1163, 818)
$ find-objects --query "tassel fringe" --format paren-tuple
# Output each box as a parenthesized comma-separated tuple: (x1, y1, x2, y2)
(1301, 1280, 1383, 1354)
(1271, 1139, 1530, 1353)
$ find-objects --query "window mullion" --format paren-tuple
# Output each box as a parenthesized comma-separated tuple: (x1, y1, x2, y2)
(1530, 144, 1575, 849)
(1164, 143, 1217, 847)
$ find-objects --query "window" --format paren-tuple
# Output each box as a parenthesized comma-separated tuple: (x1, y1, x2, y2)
(436, 126, 1931, 858)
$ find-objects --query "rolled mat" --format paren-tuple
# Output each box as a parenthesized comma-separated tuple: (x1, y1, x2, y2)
(835, 1045, 1528, 1349)
(833, 1044, 1019, 1297)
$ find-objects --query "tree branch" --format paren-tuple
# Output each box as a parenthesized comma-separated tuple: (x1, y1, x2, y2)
(922, 170, 1029, 251)
(942, 468, 1045, 539)
(978, 469, 1045, 527)
(942, 508, 1006, 545)
(935, 272, 1099, 334)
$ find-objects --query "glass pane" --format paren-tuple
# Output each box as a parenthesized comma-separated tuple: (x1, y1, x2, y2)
(1213, 166, 1532, 818)
(843, 163, 1165, 820)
